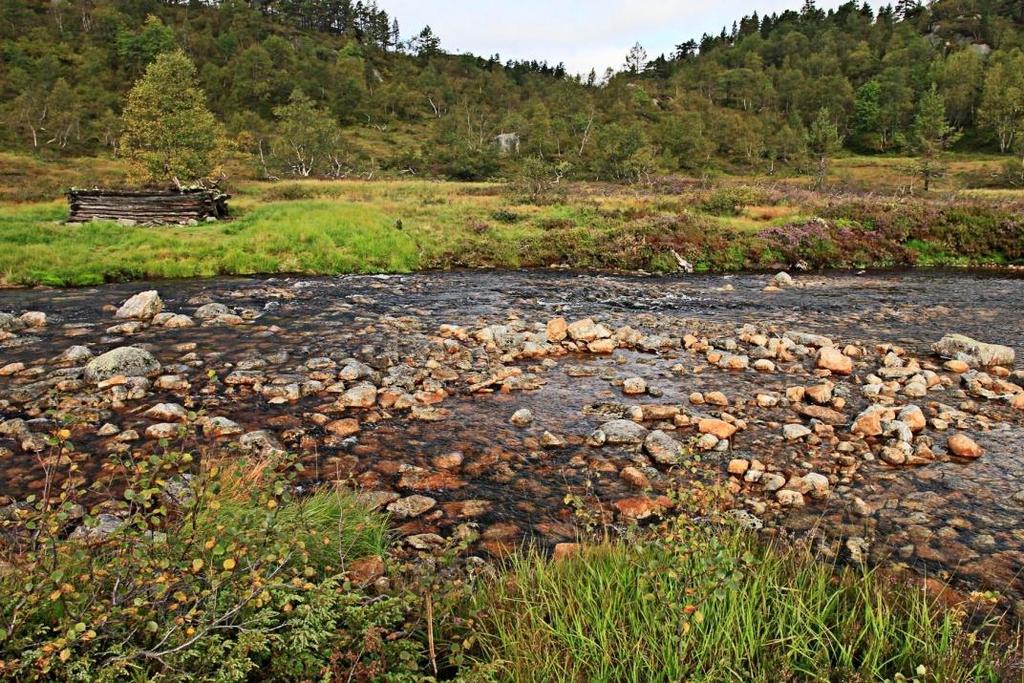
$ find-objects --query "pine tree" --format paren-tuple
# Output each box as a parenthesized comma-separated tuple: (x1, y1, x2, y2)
(624, 43, 647, 75)
(913, 84, 959, 191)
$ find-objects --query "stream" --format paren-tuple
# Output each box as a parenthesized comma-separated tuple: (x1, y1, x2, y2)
(1, 269, 1022, 607)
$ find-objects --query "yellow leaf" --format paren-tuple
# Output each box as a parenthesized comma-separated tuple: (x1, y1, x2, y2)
(204, 538, 216, 550)
(266, 499, 278, 510)
(59, 648, 71, 662)
(192, 558, 204, 572)
(223, 558, 236, 571)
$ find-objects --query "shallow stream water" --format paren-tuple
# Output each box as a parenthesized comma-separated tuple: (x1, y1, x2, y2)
(1, 269, 1022, 602)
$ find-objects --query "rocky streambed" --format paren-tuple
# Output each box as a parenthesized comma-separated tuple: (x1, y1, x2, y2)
(0, 270, 1022, 606)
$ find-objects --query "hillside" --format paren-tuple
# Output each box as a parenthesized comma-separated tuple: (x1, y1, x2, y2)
(2, 0, 1024, 183)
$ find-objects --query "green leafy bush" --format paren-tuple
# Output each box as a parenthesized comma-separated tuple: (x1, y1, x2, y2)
(0, 448, 419, 682)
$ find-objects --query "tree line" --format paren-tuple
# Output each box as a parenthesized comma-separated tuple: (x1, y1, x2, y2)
(3, 0, 1024, 185)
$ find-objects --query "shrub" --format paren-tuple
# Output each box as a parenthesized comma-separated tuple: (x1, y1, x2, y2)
(0, 446, 419, 682)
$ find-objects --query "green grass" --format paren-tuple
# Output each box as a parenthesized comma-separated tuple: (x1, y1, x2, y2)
(2, 154, 1024, 286)
(0, 199, 424, 285)
(458, 528, 1013, 682)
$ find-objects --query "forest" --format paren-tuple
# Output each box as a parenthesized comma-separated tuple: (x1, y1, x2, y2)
(3, 0, 1024, 184)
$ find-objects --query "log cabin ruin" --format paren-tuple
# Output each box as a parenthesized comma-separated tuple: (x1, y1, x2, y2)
(66, 188, 229, 225)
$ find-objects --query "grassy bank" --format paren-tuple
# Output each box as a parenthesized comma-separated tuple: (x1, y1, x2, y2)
(1, 155, 1024, 286)
(1, 446, 1017, 681)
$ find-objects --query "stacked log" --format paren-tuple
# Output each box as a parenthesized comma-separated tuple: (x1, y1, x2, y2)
(66, 188, 229, 225)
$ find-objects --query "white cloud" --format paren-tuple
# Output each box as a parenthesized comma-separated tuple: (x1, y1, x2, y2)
(380, 0, 848, 75)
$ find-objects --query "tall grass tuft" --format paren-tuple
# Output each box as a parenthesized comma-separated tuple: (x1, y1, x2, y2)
(460, 524, 1015, 682)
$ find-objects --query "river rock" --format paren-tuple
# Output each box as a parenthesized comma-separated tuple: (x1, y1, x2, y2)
(777, 490, 805, 507)
(0, 363, 23, 376)
(728, 458, 749, 475)
(340, 383, 377, 408)
(600, 419, 649, 445)
(643, 430, 683, 465)
(948, 433, 983, 458)
(57, 345, 93, 364)
(816, 347, 853, 375)
(84, 346, 161, 382)
(567, 318, 608, 342)
(0, 313, 24, 332)
(785, 331, 833, 348)
(19, 311, 46, 327)
(163, 314, 195, 329)
(698, 418, 736, 440)
(898, 405, 926, 432)
(783, 423, 812, 440)
(510, 408, 533, 426)
(622, 377, 646, 395)
(546, 317, 567, 342)
(204, 416, 243, 438)
(387, 495, 436, 519)
(145, 423, 179, 440)
(116, 290, 163, 319)
(620, 466, 650, 488)
(144, 402, 187, 422)
(195, 302, 231, 320)
(325, 418, 360, 437)
(933, 334, 1015, 368)
(852, 406, 886, 437)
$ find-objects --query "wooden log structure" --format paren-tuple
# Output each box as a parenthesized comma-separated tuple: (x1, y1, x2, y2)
(66, 188, 229, 225)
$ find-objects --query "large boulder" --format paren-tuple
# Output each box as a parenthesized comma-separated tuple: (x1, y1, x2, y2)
(933, 334, 1015, 368)
(116, 290, 163, 320)
(84, 346, 161, 382)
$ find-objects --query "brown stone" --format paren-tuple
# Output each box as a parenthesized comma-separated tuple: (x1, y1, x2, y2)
(698, 418, 736, 440)
(612, 496, 672, 522)
(432, 452, 464, 469)
(816, 347, 853, 375)
(796, 404, 847, 425)
(546, 317, 568, 342)
(948, 433, 983, 458)
(325, 418, 360, 437)
(727, 458, 749, 475)
(620, 466, 651, 488)
(705, 391, 729, 406)
(641, 405, 680, 421)
(944, 359, 970, 373)
(852, 407, 885, 437)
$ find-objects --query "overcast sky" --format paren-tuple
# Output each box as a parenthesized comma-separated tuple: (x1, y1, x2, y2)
(379, 0, 848, 76)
